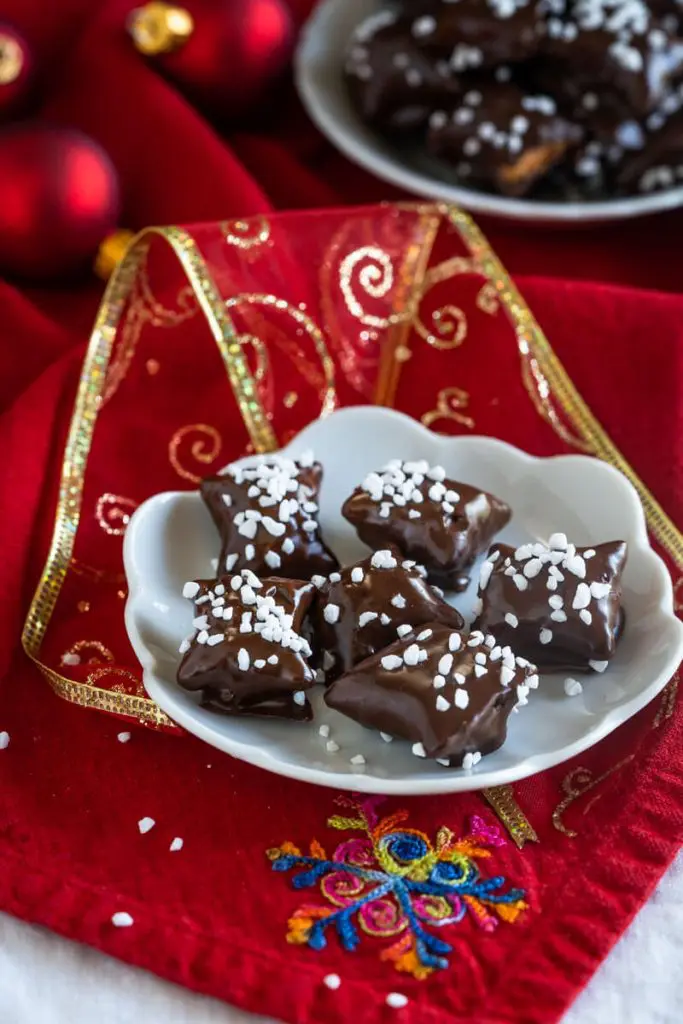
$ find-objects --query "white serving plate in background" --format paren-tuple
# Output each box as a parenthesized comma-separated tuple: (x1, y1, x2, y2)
(124, 406, 683, 794)
(295, 0, 683, 225)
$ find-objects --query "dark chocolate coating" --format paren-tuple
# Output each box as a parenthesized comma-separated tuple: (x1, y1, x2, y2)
(403, 0, 544, 67)
(201, 454, 338, 582)
(342, 460, 511, 589)
(345, 11, 462, 132)
(313, 550, 464, 682)
(177, 572, 316, 720)
(539, 16, 683, 118)
(616, 88, 683, 192)
(325, 623, 537, 766)
(427, 83, 583, 195)
(202, 691, 313, 722)
(474, 538, 627, 672)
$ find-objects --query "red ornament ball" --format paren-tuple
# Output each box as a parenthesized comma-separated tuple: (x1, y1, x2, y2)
(0, 23, 33, 121)
(133, 0, 295, 116)
(0, 125, 120, 281)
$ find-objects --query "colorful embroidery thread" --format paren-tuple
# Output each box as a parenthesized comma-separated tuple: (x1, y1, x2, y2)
(267, 797, 527, 979)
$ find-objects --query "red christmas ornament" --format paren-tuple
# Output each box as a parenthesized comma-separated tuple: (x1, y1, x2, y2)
(0, 125, 120, 282)
(0, 24, 33, 121)
(128, 0, 295, 117)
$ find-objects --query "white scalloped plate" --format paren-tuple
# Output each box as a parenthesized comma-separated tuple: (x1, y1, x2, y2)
(124, 406, 683, 794)
(295, 0, 683, 225)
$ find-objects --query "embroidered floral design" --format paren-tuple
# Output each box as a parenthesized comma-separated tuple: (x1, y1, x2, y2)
(267, 797, 527, 979)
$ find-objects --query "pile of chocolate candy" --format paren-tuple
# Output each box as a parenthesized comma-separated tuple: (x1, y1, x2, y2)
(344, 0, 683, 199)
(176, 452, 627, 770)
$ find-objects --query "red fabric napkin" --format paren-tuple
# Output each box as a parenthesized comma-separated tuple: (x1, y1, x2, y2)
(0, 3, 682, 1024)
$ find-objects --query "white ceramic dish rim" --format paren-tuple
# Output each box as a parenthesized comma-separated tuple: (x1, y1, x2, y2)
(295, 0, 683, 225)
(124, 407, 683, 794)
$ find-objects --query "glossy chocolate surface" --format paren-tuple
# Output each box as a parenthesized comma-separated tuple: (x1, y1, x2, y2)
(201, 691, 313, 722)
(342, 459, 511, 589)
(427, 83, 583, 195)
(177, 571, 315, 719)
(538, 16, 683, 118)
(325, 623, 538, 766)
(313, 549, 464, 682)
(474, 535, 627, 672)
(345, 11, 461, 132)
(403, 1, 544, 67)
(201, 451, 338, 582)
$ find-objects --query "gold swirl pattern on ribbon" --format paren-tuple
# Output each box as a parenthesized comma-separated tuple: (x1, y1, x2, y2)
(95, 494, 139, 536)
(552, 757, 634, 837)
(168, 423, 223, 484)
(237, 333, 269, 384)
(61, 640, 115, 665)
(225, 293, 337, 419)
(222, 216, 271, 250)
(339, 246, 399, 328)
(411, 257, 502, 354)
(421, 387, 475, 432)
(86, 665, 146, 696)
(414, 304, 467, 350)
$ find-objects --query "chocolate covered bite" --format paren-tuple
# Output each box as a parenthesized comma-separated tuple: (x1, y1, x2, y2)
(313, 548, 464, 683)
(342, 459, 511, 590)
(616, 84, 683, 192)
(428, 84, 583, 196)
(474, 534, 627, 672)
(325, 624, 538, 767)
(345, 10, 461, 133)
(538, 4, 683, 118)
(177, 570, 316, 720)
(404, 0, 544, 68)
(201, 451, 338, 582)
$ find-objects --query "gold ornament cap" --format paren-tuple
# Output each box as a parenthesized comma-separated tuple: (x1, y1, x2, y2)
(127, 2, 194, 56)
(94, 229, 137, 281)
(0, 32, 24, 85)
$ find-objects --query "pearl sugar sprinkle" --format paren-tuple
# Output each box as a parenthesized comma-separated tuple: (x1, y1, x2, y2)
(361, 460, 458, 525)
(496, 535, 613, 635)
(181, 571, 313, 671)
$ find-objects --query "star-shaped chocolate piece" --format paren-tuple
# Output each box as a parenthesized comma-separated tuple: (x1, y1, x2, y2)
(312, 548, 463, 683)
(177, 570, 316, 720)
(342, 459, 511, 590)
(474, 534, 627, 673)
(325, 624, 537, 767)
(201, 450, 339, 582)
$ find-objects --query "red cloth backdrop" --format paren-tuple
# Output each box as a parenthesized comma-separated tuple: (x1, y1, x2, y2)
(1, 4, 683, 1024)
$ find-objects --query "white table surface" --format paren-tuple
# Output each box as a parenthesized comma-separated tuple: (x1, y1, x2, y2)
(1, 850, 681, 1024)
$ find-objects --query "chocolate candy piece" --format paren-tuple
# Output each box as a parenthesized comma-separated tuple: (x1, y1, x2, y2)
(313, 549, 464, 682)
(404, 1, 544, 67)
(616, 84, 683, 192)
(474, 535, 627, 672)
(539, 5, 683, 116)
(345, 10, 461, 132)
(428, 83, 583, 196)
(342, 459, 511, 590)
(533, 116, 646, 199)
(201, 451, 338, 582)
(325, 623, 538, 767)
(177, 571, 316, 720)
